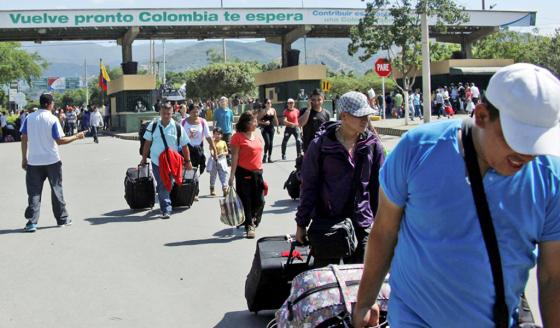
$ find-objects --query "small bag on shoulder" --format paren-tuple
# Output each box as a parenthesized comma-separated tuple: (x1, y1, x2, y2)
(307, 218, 357, 259)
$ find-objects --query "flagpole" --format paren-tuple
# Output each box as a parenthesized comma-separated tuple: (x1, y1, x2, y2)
(85, 58, 89, 107)
(99, 58, 104, 108)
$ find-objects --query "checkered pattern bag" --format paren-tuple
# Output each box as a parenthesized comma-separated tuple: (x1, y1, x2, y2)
(219, 187, 245, 227)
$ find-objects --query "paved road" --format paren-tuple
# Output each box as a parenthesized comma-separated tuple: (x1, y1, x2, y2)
(0, 128, 540, 327)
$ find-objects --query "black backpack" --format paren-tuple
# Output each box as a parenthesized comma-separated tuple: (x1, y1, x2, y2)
(138, 119, 182, 158)
(284, 170, 301, 200)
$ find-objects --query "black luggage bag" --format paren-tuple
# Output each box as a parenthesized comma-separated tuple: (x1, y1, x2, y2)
(245, 235, 311, 313)
(124, 165, 155, 209)
(283, 170, 300, 200)
(170, 168, 199, 208)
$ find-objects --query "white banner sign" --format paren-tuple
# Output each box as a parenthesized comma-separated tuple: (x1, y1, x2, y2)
(0, 8, 534, 29)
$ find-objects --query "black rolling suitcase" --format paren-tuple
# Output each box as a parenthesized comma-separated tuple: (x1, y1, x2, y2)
(170, 168, 199, 208)
(124, 164, 155, 209)
(245, 235, 311, 313)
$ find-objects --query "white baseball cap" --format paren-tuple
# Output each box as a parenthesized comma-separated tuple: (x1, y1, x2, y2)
(486, 63, 560, 157)
(287, 98, 295, 103)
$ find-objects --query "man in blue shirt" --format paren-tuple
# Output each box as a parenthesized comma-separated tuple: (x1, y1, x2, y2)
(353, 64, 560, 327)
(213, 96, 234, 164)
(140, 103, 191, 219)
(213, 96, 234, 143)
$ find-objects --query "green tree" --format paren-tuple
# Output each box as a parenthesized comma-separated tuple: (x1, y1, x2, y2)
(540, 29, 560, 75)
(184, 62, 261, 99)
(472, 28, 560, 76)
(329, 71, 395, 98)
(472, 29, 545, 63)
(54, 89, 87, 108)
(349, 0, 468, 123)
(0, 42, 48, 86)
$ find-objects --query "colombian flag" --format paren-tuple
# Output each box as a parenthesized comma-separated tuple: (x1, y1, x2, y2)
(98, 62, 110, 92)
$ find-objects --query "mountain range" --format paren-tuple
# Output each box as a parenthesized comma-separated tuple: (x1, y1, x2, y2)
(22, 38, 376, 78)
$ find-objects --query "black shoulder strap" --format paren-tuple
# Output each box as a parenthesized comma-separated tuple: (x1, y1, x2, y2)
(175, 122, 181, 147)
(150, 119, 158, 134)
(461, 120, 509, 328)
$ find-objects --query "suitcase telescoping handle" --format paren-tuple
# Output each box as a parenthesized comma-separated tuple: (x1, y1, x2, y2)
(137, 163, 150, 179)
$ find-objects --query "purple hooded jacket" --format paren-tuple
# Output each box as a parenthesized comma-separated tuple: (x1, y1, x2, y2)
(295, 122, 385, 229)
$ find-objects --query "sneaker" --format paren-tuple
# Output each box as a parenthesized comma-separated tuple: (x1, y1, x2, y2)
(194, 196, 199, 202)
(268, 158, 274, 163)
(162, 213, 171, 219)
(222, 187, 229, 197)
(246, 225, 256, 239)
(210, 187, 216, 196)
(57, 218, 72, 227)
(282, 154, 286, 160)
(23, 222, 37, 233)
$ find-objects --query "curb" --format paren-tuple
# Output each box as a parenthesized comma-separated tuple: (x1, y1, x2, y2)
(103, 131, 139, 141)
(374, 127, 409, 137)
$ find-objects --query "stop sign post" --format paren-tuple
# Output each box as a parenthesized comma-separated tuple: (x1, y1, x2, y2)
(374, 58, 392, 119)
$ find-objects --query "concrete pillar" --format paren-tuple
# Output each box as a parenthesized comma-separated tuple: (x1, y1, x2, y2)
(461, 40, 473, 59)
(117, 27, 140, 63)
(281, 36, 292, 68)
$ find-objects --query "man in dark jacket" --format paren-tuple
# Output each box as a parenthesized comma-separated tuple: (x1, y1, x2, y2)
(295, 91, 385, 266)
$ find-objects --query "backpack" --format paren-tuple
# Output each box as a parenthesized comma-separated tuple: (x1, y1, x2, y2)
(284, 170, 301, 200)
(139, 119, 182, 158)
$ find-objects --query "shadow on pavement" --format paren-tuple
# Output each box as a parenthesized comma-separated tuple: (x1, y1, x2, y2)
(263, 199, 299, 215)
(164, 228, 245, 247)
(213, 309, 275, 328)
(0, 225, 59, 235)
(85, 208, 161, 225)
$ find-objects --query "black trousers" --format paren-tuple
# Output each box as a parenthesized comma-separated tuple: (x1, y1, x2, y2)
(188, 144, 206, 174)
(25, 161, 69, 225)
(260, 126, 275, 158)
(235, 166, 265, 229)
(281, 127, 302, 157)
(313, 224, 371, 268)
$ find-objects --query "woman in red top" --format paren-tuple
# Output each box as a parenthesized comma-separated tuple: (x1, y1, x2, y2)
(228, 110, 265, 239)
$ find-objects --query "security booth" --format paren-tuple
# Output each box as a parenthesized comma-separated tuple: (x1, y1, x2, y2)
(255, 64, 333, 115)
(107, 74, 159, 132)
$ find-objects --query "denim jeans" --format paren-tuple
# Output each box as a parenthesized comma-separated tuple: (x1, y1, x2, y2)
(281, 127, 302, 157)
(151, 163, 173, 215)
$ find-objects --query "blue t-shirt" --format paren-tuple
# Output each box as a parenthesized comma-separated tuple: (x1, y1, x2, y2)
(380, 119, 560, 327)
(143, 120, 189, 166)
(213, 107, 233, 134)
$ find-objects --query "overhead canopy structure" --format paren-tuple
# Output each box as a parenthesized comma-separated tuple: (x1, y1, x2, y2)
(0, 7, 536, 65)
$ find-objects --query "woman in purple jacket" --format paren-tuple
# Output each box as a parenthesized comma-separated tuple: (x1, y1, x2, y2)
(295, 91, 385, 267)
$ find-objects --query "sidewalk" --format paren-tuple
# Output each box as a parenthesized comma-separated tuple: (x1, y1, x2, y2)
(371, 114, 469, 137)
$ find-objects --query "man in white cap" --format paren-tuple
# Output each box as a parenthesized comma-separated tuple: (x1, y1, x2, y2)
(281, 98, 302, 160)
(353, 63, 560, 327)
(295, 91, 385, 267)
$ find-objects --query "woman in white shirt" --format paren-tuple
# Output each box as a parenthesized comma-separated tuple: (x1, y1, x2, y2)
(181, 104, 217, 175)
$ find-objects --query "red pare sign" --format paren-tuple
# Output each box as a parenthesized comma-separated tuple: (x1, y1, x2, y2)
(374, 58, 392, 77)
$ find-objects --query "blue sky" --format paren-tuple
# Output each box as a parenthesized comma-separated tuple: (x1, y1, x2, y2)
(0, 0, 557, 34)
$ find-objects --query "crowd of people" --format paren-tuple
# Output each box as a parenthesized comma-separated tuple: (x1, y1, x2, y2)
(13, 63, 560, 326)
(0, 103, 109, 143)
